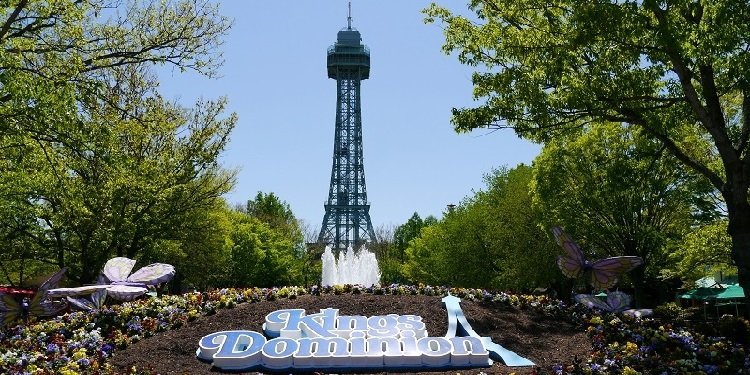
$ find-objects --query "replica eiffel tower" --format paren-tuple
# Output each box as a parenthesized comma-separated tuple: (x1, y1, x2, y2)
(318, 5, 376, 250)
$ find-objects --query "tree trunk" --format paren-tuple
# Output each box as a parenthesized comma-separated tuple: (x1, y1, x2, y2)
(631, 265, 647, 308)
(728, 222, 750, 318)
(725, 174, 750, 318)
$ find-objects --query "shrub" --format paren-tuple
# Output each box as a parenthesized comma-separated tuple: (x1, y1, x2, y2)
(718, 314, 750, 345)
(654, 302, 684, 321)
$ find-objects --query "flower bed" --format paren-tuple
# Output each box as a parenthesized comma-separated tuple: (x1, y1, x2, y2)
(0, 285, 748, 374)
(561, 312, 750, 374)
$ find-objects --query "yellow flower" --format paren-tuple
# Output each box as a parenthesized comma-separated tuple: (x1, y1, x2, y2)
(590, 316, 603, 325)
(625, 341, 639, 355)
(60, 363, 80, 375)
(622, 366, 642, 375)
(72, 348, 88, 360)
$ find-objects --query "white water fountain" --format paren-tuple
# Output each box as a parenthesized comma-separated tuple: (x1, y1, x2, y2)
(321, 245, 380, 286)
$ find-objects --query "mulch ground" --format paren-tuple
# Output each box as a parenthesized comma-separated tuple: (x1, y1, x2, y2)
(110, 294, 590, 374)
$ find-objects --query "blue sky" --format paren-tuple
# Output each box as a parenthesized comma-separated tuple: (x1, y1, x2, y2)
(157, 1, 540, 232)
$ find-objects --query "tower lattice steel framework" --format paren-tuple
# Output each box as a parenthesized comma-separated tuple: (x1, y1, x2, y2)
(318, 10, 376, 250)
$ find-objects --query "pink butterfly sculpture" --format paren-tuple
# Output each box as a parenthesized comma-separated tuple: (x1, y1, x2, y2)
(575, 291, 631, 313)
(0, 268, 68, 327)
(48, 257, 175, 302)
(551, 226, 643, 289)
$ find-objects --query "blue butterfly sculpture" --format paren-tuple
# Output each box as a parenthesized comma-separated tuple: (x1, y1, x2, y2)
(551, 226, 643, 289)
(0, 268, 68, 328)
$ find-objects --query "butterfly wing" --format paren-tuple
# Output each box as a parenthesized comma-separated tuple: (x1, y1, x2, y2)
(22, 268, 69, 320)
(67, 296, 95, 311)
(65, 288, 107, 311)
(38, 268, 67, 292)
(557, 255, 585, 279)
(29, 299, 67, 317)
(91, 288, 107, 310)
(27, 287, 67, 319)
(126, 263, 175, 286)
(623, 308, 653, 318)
(66, 289, 107, 311)
(574, 294, 610, 311)
(606, 291, 632, 313)
(552, 226, 586, 279)
(46, 285, 110, 298)
(589, 256, 644, 289)
(103, 257, 137, 283)
(106, 285, 148, 301)
(0, 294, 21, 327)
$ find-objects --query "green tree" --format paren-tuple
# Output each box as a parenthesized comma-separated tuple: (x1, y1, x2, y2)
(226, 210, 301, 287)
(162, 204, 235, 291)
(476, 166, 559, 290)
(404, 165, 559, 289)
(532, 123, 707, 304)
(404, 223, 451, 285)
(0, 0, 229, 137)
(380, 213, 436, 283)
(0, 0, 233, 284)
(246, 192, 298, 231)
(394, 213, 437, 262)
(244, 192, 307, 281)
(365, 224, 397, 284)
(297, 219, 324, 287)
(16, 74, 235, 283)
(245, 192, 304, 253)
(663, 220, 734, 286)
(425, 1, 750, 310)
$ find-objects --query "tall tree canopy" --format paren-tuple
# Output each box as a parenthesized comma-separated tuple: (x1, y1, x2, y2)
(377, 213, 436, 283)
(394, 213, 437, 262)
(404, 165, 559, 289)
(425, 0, 750, 310)
(0, 0, 234, 284)
(226, 209, 302, 288)
(665, 220, 734, 286)
(243, 192, 311, 285)
(246, 192, 302, 240)
(532, 122, 710, 302)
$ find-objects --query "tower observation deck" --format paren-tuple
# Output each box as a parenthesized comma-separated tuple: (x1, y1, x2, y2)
(318, 9, 376, 250)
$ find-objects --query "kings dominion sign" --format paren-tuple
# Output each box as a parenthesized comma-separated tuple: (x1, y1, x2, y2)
(196, 295, 534, 372)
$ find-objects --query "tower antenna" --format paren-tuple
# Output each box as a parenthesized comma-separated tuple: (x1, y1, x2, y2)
(347, 2, 352, 30)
